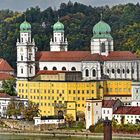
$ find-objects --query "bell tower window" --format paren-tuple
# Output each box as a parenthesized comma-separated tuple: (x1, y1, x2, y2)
(101, 42, 105, 52)
(21, 68, 23, 74)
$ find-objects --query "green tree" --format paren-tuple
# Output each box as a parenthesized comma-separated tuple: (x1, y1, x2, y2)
(22, 101, 40, 121)
(2, 79, 16, 96)
(76, 110, 85, 121)
(6, 98, 23, 118)
(65, 113, 74, 127)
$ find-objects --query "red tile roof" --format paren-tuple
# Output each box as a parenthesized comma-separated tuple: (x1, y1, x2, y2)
(113, 106, 140, 115)
(0, 93, 11, 98)
(0, 59, 14, 71)
(105, 51, 137, 61)
(0, 73, 14, 80)
(36, 51, 137, 62)
(102, 99, 118, 108)
(36, 51, 90, 62)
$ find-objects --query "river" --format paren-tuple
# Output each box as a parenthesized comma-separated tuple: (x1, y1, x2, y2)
(0, 135, 140, 140)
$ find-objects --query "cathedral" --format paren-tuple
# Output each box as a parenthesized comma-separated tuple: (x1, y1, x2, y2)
(17, 18, 140, 81)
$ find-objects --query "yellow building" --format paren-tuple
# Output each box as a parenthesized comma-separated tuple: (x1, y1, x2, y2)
(17, 79, 132, 120)
(103, 80, 132, 96)
(17, 80, 103, 120)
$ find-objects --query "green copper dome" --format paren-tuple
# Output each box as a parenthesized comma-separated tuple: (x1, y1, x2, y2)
(92, 20, 112, 39)
(53, 21, 64, 32)
(20, 21, 31, 32)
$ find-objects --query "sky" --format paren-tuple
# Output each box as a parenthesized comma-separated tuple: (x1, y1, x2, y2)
(0, 0, 139, 11)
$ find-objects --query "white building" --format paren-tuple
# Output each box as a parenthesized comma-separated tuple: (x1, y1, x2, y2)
(34, 116, 65, 126)
(85, 99, 102, 129)
(102, 99, 122, 120)
(113, 106, 140, 124)
(16, 17, 140, 81)
(131, 82, 140, 106)
(0, 93, 28, 118)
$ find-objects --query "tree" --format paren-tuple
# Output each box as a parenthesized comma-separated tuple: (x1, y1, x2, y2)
(2, 79, 16, 96)
(22, 101, 40, 121)
(65, 113, 74, 127)
(6, 98, 24, 118)
(76, 110, 85, 121)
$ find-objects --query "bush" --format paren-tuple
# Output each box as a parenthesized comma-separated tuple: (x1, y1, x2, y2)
(89, 125, 94, 133)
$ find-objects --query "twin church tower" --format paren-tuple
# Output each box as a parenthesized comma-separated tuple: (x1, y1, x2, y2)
(17, 17, 114, 80)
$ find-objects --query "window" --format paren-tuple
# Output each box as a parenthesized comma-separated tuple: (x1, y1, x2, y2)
(101, 42, 105, 52)
(29, 54, 32, 60)
(71, 67, 76, 71)
(30, 66, 32, 74)
(21, 68, 23, 74)
(127, 69, 130, 73)
(52, 67, 57, 70)
(122, 69, 125, 73)
(107, 110, 109, 114)
(44, 67, 48, 70)
(107, 69, 109, 73)
(117, 69, 120, 74)
(21, 55, 23, 61)
(132, 68, 134, 74)
(112, 69, 115, 73)
(85, 69, 89, 77)
(62, 67, 66, 71)
(92, 69, 96, 77)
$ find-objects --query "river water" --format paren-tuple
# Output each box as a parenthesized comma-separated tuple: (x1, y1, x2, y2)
(0, 135, 139, 140)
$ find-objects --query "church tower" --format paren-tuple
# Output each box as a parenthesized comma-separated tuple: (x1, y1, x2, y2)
(50, 20, 68, 51)
(91, 16, 113, 56)
(17, 20, 36, 80)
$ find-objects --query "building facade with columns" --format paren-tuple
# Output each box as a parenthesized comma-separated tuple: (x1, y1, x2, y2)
(16, 18, 140, 81)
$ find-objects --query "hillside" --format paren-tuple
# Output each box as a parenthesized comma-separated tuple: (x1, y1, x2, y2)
(0, 2, 140, 68)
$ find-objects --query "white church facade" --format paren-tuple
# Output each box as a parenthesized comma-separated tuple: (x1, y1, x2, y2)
(16, 18, 140, 81)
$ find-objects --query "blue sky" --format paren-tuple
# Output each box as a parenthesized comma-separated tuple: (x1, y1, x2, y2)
(0, 0, 139, 11)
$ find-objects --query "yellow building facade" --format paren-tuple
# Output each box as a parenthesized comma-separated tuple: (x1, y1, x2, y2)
(17, 80, 103, 119)
(103, 80, 132, 96)
(17, 80, 132, 119)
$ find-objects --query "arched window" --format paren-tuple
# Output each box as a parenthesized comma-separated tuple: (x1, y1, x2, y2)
(112, 69, 115, 74)
(117, 69, 120, 74)
(62, 67, 66, 71)
(21, 55, 23, 61)
(53, 67, 57, 70)
(30, 66, 32, 74)
(107, 69, 109, 73)
(44, 67, 48, 70)
(122, 69, 125, 73)
(101, 42, 105, 52)
(127, 69, 130, 73)
(71, 67, 76, 71)
(85, 69, 89, 77)
(132, 68, 134, 74)
(92, 69, 96, 77)
(21, 68, 23, 74)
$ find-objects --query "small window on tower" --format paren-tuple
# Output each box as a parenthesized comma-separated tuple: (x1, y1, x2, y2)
(21, 55, 23, 61)
(21, 68, 23, 74)
(101, 42, 105, 52)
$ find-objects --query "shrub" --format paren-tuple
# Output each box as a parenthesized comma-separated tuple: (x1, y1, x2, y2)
(89, 125, 94, 133)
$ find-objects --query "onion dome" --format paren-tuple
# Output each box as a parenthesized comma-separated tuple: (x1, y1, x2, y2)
(92, 20, 112, 39)
(20, 20, 31, 32)
(53, 21, 64, 32)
